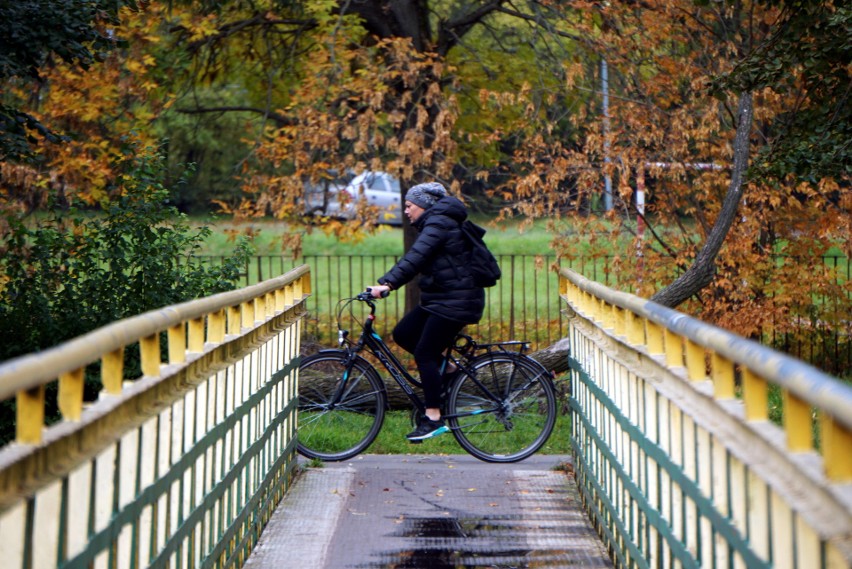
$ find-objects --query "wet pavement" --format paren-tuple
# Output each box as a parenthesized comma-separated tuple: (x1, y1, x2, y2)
(245, 454, 613, 568)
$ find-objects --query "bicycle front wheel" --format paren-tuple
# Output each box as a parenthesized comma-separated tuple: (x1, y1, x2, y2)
(297, 351, 387, 461)
(447, 353, 556, 463)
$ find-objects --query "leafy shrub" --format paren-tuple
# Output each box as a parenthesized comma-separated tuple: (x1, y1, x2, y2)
(0, 156, 253, 443)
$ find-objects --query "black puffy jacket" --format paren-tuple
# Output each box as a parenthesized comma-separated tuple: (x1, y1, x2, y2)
(379, 196, 485, 324)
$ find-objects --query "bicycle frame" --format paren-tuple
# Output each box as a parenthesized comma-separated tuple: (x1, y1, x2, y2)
(333, 294, 538, 420)
(332, 296, 430, 415)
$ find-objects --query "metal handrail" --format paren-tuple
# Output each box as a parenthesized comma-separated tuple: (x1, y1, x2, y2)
(559, 266, 852, 432)
(0, 264, 310, 401)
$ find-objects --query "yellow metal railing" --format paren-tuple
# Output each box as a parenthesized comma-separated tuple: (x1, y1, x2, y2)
(0, 266, 311, 569)
(559, 267, 852, 569)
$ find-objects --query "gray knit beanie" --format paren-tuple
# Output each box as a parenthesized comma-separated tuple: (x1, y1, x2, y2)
(405, 182, 447, 209)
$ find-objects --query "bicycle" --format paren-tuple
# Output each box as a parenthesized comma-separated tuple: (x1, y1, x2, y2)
(297, 291, 558, 463)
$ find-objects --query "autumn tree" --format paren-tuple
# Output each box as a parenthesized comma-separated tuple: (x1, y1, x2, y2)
(0, 3, 254, 368)
(173, 1, 579, 311)
(524, 0, 851, 359)
(0, 0, 137, 161)
(167, 1, 849, 369)
(0, 3, 176, 217)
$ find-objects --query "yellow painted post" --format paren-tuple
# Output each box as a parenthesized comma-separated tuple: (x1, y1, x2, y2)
(59, 367, 85, 421)
(275, 288, 285, 312)
(646, 321, 664, 355)
(228, 305, 241, 335)
(627, 312, 644, 345)
(302, 272, 311, 295)
(711, 352, 735, 399)
(283, 284, 294, 307)
(209, 309, 226, 343)
(613, 306, 625, 336)
(255, 296, 266, 323)
(294, 276, 303, 299)
(102, 347, 125, 394)
(821, 415, 852, 481)
(685, 340, 705, 381)
(598, 298, 611, 328)
(16, 385, 45, 444)
(140, 334, 161, 377)
(589, 291, 599, 317)
(188, 317, 205, 352)
(168, 324, 186, 364)
(742, 367, 768, 421)
(241, 300, 253, 329)
(665, 329, 682, 368)
(783, 389, 812, 452)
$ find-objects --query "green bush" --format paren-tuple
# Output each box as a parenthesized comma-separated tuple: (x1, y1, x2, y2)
(0, 156, 253, 443)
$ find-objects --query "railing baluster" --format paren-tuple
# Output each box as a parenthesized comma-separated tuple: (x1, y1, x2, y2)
(169, 324, 186, 363)
(16, 385, 45, 443)
(103, 348, 125, 394)
(742, 366, 768, 421)
(59, 367, 85, 421)
(783, 390, 812, 452)
(140, 333, 160, 377)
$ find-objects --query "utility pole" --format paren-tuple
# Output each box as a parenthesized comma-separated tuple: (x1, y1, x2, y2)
(602, 58, 613, 212)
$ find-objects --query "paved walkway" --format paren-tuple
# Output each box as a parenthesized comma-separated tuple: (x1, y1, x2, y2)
(245, 454, 613, 568)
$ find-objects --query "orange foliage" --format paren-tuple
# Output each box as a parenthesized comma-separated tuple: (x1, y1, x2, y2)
(237, 21, 461, 249)
(0, 3, 173, 214)
(479, 0, 849, 347)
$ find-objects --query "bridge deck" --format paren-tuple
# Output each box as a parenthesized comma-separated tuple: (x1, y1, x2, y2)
(245, 453, 612, 568)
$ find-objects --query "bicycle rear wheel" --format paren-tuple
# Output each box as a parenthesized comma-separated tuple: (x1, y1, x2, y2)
(447, 353, 556, 463)
(297, 350, 386, 461)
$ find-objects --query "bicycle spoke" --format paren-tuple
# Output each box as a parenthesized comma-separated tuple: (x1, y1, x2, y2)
(297, 351, 386, 461)
(447, 354, 556, 463)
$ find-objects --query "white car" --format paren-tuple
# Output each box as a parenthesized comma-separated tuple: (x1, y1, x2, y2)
(304, 171, 403, 226)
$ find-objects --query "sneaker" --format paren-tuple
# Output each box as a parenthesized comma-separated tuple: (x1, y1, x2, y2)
(406, 417, 449, 442)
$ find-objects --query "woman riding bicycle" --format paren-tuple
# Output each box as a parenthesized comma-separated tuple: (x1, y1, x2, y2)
(368, 182, 485, 442)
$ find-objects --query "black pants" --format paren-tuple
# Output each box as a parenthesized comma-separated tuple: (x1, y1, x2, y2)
(392, 306, 466, 409)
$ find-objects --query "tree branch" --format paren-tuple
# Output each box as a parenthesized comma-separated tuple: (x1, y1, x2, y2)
(650, 92, 754, 308)
(175, 106, 293, 128)
(182, 14, 314, 52)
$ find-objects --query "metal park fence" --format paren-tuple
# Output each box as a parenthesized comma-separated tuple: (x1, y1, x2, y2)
(200, 254, 851, 375)
(201, 254, 580, 354)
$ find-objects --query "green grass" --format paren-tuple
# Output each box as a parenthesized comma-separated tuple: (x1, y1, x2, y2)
(196, 216, 560, 257)
(349, 406, 572, 456)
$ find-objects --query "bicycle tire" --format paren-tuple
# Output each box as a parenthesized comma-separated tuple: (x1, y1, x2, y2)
(447, 353, 556, 463)
(297, 350, 387, 461)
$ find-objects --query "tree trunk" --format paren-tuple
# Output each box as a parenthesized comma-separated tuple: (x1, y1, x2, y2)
(650, 92, 754, 308)
(526, 336, 572, 375)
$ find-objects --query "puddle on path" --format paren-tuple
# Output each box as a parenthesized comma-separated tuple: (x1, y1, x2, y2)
(358, 516, 582, 568)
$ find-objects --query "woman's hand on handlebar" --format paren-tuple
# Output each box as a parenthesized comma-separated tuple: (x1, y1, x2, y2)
(366, 285, 391, 299)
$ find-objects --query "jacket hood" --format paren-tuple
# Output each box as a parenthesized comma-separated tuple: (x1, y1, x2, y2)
(415, 195, 467, 229)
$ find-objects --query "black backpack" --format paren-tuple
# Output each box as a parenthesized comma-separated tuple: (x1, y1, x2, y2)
(461, 220, 501, 287)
